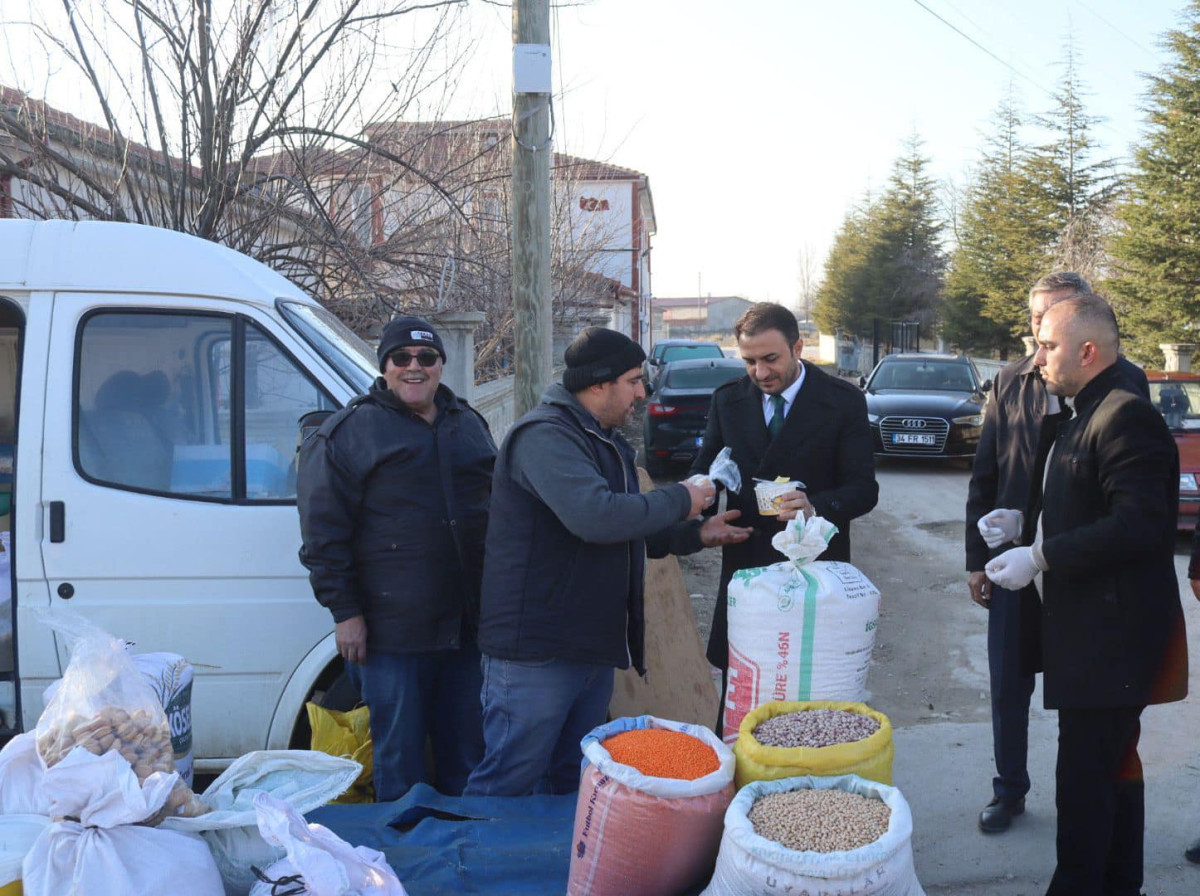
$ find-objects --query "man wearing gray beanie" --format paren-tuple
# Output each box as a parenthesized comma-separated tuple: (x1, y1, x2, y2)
(465, 327, 751, 797)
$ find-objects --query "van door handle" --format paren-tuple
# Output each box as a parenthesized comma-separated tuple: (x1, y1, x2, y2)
(49, 501, 65, 543)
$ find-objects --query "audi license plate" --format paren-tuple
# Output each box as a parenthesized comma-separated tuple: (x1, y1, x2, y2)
(893, 433, 935, 446)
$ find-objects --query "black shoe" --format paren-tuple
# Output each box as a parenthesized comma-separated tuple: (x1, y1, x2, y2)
(1186, 839, 1200, 864)
(978, 796, 1025, 833)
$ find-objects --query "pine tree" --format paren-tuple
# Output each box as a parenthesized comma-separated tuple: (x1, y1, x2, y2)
(1107, 1, 1200, 364)
(863, 135, 946, 338)
(1024, 41, 1119, 283)
(813, 194, 876, 336)
(943, 97, 1056, 355)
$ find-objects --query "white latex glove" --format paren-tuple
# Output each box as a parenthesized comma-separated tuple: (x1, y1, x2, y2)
(985, 546, 1042, 590)
(977, 508, 1024, 549)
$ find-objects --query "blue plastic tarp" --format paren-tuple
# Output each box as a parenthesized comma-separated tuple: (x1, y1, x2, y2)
(308, 784, 576, 895)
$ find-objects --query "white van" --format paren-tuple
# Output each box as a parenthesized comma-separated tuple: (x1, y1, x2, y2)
(0, 219, 379, 771)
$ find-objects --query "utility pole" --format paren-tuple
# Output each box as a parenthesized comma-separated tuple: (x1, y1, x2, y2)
(511, 0, 552, 416)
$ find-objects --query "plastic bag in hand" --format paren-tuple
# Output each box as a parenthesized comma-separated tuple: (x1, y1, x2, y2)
(707, 446, 742, 494)
(249, 792, 407, 896)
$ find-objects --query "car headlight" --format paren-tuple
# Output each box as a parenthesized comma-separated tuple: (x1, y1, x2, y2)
(1181, 473, 1198, 492)
(867, 413, 880, 424)
(952, 414, 984, 426)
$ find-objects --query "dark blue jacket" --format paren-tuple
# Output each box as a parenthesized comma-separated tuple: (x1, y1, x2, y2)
(297, 380, 496, 654)
(476, 385, 700, 674)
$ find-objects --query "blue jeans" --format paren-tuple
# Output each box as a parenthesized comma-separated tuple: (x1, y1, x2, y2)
(346, 645, 484, 801)
(463, 655, 613, 797)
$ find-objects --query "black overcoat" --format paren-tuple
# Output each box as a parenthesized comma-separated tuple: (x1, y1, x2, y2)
(1033, 363, 1188, 709)
(689, 362, 879, 668)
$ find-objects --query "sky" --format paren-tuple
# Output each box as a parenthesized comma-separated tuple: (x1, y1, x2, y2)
(5, 1, 1190, 314)
(446, 0, 1188, 312)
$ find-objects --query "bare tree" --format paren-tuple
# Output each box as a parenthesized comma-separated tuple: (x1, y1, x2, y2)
(795, 242, 822, 324)
(0, 1, 632, 378)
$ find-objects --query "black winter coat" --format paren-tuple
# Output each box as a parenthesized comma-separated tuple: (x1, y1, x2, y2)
(297, 380, 496, 654)
(1033, 364, 1188, 709)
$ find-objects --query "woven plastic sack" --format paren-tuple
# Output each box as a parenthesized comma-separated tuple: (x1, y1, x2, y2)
(568, 715, 735, 896)
(702, 774, 924, 896)
(723, 517, 880, 743)
(734, 700, 894, 788)
(307, 702, 374, 803)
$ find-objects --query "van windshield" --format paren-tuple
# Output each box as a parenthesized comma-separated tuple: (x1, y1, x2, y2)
(279, 301, 377, 395)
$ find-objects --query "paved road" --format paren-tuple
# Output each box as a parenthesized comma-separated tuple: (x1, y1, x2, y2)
(668, 453, 1200, 894)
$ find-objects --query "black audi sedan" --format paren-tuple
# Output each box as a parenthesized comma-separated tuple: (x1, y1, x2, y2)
(642, 357, 746, 475)
(859, 353, 989, 459)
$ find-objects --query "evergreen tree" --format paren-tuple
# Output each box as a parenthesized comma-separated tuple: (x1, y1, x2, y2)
(865, 135, 947, 338)
(815, 138, 946, 342)
(943, 97, 1055, 355)
(813, 194, 876, 335)
(1024, 41, 1119, 283)
(1107, 1, 1200, 364)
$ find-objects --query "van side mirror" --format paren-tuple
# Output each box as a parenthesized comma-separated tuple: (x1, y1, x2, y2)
(858, 375, 867, 389)
(980, 378, 993, 393)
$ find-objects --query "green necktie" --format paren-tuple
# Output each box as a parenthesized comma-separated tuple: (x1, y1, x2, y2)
(767, 393, 786, 438)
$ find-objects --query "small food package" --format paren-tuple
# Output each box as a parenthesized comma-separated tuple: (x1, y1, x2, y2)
(32, 608, 208, 824)
(753, 477, 803, 516)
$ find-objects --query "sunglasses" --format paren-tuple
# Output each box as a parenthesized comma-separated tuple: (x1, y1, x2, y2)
(389, 349, 440, 369)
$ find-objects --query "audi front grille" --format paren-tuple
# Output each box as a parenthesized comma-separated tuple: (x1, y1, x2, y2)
(879, 416, 951, 454)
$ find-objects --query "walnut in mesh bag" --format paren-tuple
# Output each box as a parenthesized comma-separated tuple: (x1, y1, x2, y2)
(37, 705, 208, 821)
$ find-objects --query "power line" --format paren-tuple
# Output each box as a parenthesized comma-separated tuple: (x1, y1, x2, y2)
(908, 0, 1052, 98)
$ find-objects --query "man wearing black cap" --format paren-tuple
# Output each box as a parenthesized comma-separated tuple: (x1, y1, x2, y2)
(464, 327, 750, 797)
(297, 315, 496, 800)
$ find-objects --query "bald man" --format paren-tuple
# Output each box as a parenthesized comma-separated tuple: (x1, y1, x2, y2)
(986, 293, 1189, 896)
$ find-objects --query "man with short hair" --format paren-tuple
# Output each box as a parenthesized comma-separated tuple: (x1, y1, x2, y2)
(465, 327, 750, 797)
(690, 301, 878, 734)
(965, 273, 1149, 834)
(985, 294, 1189, 895)
(297, 315, 496, 800)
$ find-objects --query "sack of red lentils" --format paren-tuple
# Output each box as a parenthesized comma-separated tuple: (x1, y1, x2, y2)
(702, 774, 924, 896)
(567, 715, 735, 896)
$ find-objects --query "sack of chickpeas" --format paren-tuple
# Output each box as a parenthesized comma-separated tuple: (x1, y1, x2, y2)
(734, 700, 894, 789)
(567, 716, 736, 896)
(702, 774, 925, 896)
(21, 609, 222, 896)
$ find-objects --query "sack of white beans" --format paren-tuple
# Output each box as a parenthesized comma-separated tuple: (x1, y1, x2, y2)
(723, 517, 880, 743)
(702, 774, 925, 896)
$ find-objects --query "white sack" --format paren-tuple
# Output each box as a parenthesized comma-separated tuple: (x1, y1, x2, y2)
(724, 516, 880, 742)
(702, 774, 924, 896)
(161, 750, 361, 896)
(248, 792, 406, 896)
(0, 732, 49, 815)
(21, 748, 222, 896)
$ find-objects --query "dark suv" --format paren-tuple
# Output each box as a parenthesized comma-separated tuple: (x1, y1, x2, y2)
(642, 357, 745, 475)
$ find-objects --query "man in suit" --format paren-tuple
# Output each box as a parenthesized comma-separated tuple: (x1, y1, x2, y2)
(965, 272, 1150, 834)
(986, 293, 1189, 895)
(690, 302, 879, 733)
